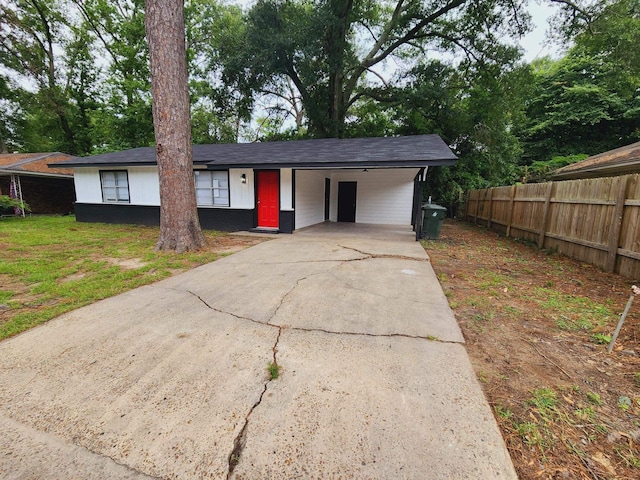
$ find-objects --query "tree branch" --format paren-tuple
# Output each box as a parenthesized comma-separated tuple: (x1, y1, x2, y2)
(343, 0, 468, 105)
(71, 0, 122, 68)
(28, 0, 56, 88)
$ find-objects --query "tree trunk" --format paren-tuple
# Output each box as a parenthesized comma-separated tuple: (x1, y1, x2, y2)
(145, 0, 206, 252)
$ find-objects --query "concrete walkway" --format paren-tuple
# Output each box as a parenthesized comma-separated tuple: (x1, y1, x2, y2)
(0, 224, 516, 479)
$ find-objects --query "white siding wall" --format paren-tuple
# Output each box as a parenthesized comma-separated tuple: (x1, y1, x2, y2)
(128, 167, 160, 205)
(329, 168, 418, 225)
(295, 170, 326, 229)
(73, 168, 103, 203)
(280, 168, 293, 210)
(75, 167, 160, 205)
(75, 166, 256, 209)
(229, 168, 254, 209)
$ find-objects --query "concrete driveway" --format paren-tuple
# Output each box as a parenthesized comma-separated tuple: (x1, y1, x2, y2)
(0, 223, 516, 479)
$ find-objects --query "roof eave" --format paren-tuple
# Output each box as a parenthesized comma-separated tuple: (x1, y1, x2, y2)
(48, 161, 160, 168)
(552, 163, 640, 180)
(205, 159, 457, 169)
(0, 169, 73, 178)
(48, 160, 457, 169)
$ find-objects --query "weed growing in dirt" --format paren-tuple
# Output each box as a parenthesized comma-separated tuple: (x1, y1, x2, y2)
(591, 333, 611, 344)
(494, 404, 513, 420)
(514, 421, 550, 450)
(534, 288, 613, 333)
(529, 388, 558, 420)
(616, 446, 640, 468)
(574, 405, 596, 421)
(586, 392, 603, 406)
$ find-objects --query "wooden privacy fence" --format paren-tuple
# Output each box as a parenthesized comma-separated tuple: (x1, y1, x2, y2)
(464, 174, 640, 279)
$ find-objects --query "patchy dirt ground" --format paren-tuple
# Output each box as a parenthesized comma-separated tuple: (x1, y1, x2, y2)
(425, 220, 640, 480)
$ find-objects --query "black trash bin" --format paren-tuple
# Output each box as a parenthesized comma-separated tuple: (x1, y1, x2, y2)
(421, 204, 447, 239)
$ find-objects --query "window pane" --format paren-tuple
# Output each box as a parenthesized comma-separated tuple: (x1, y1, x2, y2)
(115, 171, 128, 185)
(101, 171, 129, 203)
(196, 189, 212, 205)
(193, 170, 229, 206)
(117, 187, 129, 201)
(213, 172, 228, 187)
(212, 171, 229, 205)
(194, 172, 210, 188)
(103, 187, 117, 202)
(102, 173, 116, 187)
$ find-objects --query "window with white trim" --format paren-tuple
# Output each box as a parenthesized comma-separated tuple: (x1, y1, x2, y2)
(100, 171, 130, 203)
(194, 170, 229, 206)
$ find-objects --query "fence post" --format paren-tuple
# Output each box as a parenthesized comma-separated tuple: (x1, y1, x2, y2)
(538, 182, 554, 249)
(506, 185, 516, 238)
(487, 188, 494, 230)
(606, 175, 629, 273)
(474, 189, 481, 225)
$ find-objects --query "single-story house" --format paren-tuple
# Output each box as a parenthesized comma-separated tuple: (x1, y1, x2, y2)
(552, 141, 640, 180)
(50, 135, 456, 234)
(0, 152, 76, 214)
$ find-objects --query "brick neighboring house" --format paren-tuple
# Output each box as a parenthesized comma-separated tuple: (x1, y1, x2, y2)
(0, 153, 76, 214)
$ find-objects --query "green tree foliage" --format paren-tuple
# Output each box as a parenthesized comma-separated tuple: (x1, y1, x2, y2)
(0, 0, 83, 153)
(0, 74, 22, 153)
(342, 58, 529, 213)
(521, 0, 640, 163)
(185, 0, 248, 143)
(72, 0, 154, 151)
(216, 0, 532, 138)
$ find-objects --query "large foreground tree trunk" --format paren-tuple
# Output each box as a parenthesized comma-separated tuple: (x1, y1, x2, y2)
(145, 0, 206, 252)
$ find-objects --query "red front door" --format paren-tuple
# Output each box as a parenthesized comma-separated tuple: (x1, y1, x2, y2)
(256, 171, 279, 228)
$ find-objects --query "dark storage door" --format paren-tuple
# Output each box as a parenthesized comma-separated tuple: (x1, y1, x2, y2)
(337, 181, 357, 222)
(324, 178, 330, 221)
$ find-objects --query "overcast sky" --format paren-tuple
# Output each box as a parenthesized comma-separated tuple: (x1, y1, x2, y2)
(521, 2, 563, 61)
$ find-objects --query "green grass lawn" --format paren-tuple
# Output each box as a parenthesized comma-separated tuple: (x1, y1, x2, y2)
(0, 215, 231, 340)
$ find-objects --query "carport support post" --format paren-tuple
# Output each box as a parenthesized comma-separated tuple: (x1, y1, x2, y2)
(412, 168, 425, 241)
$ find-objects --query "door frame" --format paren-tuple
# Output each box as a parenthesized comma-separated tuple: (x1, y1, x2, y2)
(254, 169, 280, 229)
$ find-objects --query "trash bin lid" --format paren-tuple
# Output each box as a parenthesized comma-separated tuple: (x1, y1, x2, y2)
(421, 204, 447, 211)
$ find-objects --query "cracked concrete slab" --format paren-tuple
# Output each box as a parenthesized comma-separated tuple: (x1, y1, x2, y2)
(160, 260, 343, 324)
(0, 286, 278, 479)
(271, 256, 464, 341)
(215, 235, 368, 265)
(0, 223, 515, 479)
(231, 329, 515, 479)
(0, 415, 156, 480)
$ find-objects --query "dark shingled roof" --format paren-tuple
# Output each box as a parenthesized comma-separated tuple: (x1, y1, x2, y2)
(552, 141, 640, 180)
(49, 135, 457, 169)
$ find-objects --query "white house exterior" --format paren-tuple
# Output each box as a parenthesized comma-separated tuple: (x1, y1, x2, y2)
(51, 135, 456, 234)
